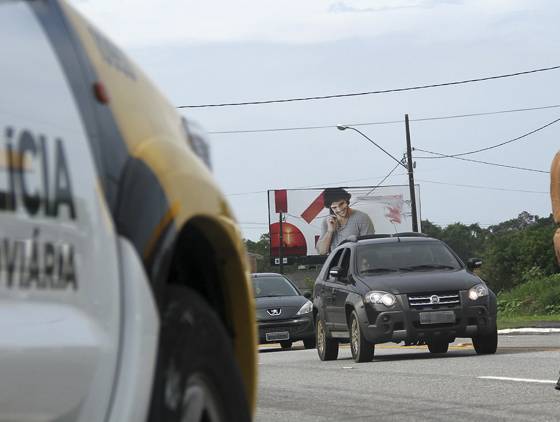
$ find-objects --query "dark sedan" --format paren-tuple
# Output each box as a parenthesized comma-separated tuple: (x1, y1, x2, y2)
(252, 273, 315, 349)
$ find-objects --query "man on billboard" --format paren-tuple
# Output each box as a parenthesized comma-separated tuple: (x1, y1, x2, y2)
(316, 188, 375, 254)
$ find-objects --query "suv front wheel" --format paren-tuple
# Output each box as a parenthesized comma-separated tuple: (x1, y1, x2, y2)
(316, 317, 339, 361)
(427, 339, 449, 354)
(472, 327, 498, 354)
(350, 311, 375, 363)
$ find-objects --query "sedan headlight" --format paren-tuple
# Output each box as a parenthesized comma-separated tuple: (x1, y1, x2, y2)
(468, 284, 488, 300)
(296, 300, 313, 315)
(364, 291, 396, 307)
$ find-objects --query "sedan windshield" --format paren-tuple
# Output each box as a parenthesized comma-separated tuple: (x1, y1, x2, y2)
(252, 276, 299, 298)
(356, 241, 462, 275)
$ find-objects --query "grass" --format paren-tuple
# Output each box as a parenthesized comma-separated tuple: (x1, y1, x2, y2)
(497, 314, 560, 330)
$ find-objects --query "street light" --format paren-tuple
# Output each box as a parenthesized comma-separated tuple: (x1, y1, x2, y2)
(336, 121, 419, 232)
(336, 125, 406, 169)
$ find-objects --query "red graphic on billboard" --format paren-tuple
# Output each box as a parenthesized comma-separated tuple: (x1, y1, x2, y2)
(300, 191, 324, 223)
(269, 222, 307, 257)
(274, 189, 288, 213)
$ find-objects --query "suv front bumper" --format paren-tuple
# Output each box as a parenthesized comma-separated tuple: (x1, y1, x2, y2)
(359, 293, 496, 344)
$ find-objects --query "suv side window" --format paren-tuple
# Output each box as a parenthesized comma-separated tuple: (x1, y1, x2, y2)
(325, 249, 344, 279)
(339, 248, 351, 278)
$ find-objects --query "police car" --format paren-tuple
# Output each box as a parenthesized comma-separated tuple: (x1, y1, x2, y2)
(0, 1, 256, 421)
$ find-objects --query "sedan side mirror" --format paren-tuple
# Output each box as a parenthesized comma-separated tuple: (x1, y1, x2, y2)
(467, 258, 482, 270)
(303, 291, 312, 300)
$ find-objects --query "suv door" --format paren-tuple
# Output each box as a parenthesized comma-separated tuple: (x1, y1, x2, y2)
(331, 248, 354, 330)
(322, 248, 344, 330)
(0, 3, 121, 420)
(317, 249, 343, 328)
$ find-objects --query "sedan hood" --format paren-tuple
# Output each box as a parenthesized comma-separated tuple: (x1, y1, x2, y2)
(356, 269, 482, 294)
(255, 295, 308, 309)
(255, 295, 309, 321)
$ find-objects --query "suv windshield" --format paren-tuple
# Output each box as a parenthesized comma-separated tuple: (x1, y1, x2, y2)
(356, 241, 462, 275)
(252, 276, 299, 298)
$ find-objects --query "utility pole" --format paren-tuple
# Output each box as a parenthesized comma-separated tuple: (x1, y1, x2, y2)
(278, 212, 284, 274)
(405, 114, 419, 232)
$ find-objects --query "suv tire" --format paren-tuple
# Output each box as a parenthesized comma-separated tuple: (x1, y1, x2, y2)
(472, 327, 498, 355)
(280, 341, 293, 349)
(316, 317, 339, 361)
(427, 339, 449, 354)
(350, 311, 375, 363)
(148, 286, 250, 422)
(303, 337, 316, 349)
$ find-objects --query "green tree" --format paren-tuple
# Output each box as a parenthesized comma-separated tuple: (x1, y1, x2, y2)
(245, 233, 272, 272)
(480, 213, 558, 291)
(422, 219, 485, 261)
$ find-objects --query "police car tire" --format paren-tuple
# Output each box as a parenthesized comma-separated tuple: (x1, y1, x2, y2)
(148, 285, 250, 422)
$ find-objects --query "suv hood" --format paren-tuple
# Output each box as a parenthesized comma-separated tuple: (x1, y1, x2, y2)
(356, 269, 482, 294)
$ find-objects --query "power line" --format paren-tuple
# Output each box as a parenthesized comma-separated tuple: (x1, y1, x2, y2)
(208, 103, 560, 135)
(416, 178, 548, 194)
(415, 149, 549, 173)
(225, 173, 409, 197)
(415, 116, 560, 159)
(178, 65, 560, 108)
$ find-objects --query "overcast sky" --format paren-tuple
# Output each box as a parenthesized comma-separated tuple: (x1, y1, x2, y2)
(69, 0, 560, 240)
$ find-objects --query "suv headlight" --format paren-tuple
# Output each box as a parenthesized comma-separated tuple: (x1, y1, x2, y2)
(296, 300, 313, 315)
(468, 284, 488, 300)
(365, 291, 396, 307)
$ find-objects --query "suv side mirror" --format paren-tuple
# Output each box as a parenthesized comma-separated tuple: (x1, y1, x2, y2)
(329, 266, 342, 279)
(466, 258, 482, 270)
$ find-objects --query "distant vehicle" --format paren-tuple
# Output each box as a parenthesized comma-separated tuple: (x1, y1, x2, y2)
(0, 1, 256, 421)
(252, 273, 316, 349)
(313, 234, 497, 362)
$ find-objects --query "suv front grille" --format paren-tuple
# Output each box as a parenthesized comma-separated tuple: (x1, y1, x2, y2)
(407, 291, 460, 309)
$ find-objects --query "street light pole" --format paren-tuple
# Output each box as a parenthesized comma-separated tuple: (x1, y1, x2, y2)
(337, 125, 405, 168)
(404, 114, 419, 232)
(337, 122, 419, 232)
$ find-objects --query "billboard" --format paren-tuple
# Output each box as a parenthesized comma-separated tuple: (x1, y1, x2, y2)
(268, 185, 421, 259)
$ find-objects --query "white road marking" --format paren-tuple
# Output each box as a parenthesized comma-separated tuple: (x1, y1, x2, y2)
(478, 376, 557, 384)
(498, 328, 560, 334)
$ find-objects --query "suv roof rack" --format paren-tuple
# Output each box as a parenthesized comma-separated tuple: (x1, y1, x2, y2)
(338, 232, 427, 245)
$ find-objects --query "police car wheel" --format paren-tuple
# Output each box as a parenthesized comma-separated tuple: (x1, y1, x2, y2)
(148, 286, 250, 422)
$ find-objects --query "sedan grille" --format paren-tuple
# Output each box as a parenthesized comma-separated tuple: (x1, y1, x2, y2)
(407, 291, 460, 309)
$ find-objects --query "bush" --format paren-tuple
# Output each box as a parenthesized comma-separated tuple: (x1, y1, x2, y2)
(497, 274, 560, 316)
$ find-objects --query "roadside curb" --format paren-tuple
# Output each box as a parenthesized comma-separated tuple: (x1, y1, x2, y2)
(498, 328, 560, 335)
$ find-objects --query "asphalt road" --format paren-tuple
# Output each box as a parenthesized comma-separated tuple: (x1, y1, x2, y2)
(255, 334, 560, 421)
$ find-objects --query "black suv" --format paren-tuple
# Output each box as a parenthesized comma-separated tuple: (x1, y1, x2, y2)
(313, 234, 497, 362)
